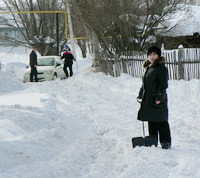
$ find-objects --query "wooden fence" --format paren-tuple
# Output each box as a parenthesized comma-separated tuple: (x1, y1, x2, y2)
(100, 47, 200, 80)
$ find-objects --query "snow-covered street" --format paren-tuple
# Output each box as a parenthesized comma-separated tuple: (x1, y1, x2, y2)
(0, 47, 200, 178)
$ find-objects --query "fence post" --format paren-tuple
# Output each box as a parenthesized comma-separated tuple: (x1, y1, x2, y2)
(161, 43, 164, 50)
(107, 58, 114, 76)
(122, 59, 128, 74)
(114, 54, 119, 77)
(178, 45, 184, 80)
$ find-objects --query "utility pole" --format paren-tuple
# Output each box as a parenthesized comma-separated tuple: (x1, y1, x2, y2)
(66, 0, 78, 71)
(56, 12, 59, 56)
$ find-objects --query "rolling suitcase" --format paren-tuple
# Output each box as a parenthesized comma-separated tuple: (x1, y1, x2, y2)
(132, 122, 158, 148)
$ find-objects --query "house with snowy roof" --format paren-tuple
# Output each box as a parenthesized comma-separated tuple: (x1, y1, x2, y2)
(0, 16, 24, 46)
(187, 0, 200, 6)
(155, 4, 200, 49)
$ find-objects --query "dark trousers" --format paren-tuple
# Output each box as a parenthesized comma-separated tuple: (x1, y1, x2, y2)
(30, 66, 38, 82)
(148, 122, 171, 145)
(63, 64, 73, 78)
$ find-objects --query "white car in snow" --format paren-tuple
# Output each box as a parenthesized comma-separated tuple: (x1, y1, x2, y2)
(23, 56, 66, 82)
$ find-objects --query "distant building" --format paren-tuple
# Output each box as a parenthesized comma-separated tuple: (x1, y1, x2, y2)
(0, 16, 24, 46)
(186, 0, 200, 6)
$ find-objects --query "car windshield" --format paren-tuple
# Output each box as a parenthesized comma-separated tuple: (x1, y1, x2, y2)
(38, 58, 55, 66)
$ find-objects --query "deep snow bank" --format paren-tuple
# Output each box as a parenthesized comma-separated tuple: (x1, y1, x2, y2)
(0, 70, 26, 94)
(0, 58, 200, 177)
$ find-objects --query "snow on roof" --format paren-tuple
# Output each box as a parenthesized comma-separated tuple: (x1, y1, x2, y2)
(157, 4, 200, 36)
(38, 56, 60, 58)
(0, 24, 12, 28)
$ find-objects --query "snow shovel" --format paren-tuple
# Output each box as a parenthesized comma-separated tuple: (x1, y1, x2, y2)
(132, 122, 158, 148)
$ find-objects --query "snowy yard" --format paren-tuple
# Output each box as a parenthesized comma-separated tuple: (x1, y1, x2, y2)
(0, 47, 200, 178)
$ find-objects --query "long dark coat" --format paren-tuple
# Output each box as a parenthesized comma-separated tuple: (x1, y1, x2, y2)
(137, 57, 169, 122)
(29, 50, 37, 67)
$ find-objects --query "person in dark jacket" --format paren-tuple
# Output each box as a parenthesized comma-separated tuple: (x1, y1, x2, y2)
(29, 47, 38, 82)
(60, 48, 76, 78)
(137, 46, 171, 149)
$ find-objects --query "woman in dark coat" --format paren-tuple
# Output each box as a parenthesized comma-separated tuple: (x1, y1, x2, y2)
(137, 46, 171, 149)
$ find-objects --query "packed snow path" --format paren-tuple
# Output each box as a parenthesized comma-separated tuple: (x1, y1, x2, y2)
(0, 59, 200, 178)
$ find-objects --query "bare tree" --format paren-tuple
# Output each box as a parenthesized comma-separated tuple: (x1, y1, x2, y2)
(70, 0, 89, 58)
(68, 0, 186, 71)
(2, 0, 67, 55)
(60, 0, 90, 58)
(73, 0, 186, 52)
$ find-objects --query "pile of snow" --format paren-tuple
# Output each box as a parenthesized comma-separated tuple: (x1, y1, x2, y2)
(0, 46, 200, 177)
(0, 70, 26, 94)
(0, 46, 30, 64)
(3, 62, 28, 81)
(0, 46, 34, 81)
(0, 55, 200, 177)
